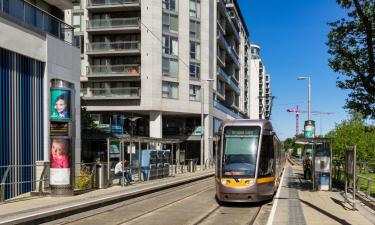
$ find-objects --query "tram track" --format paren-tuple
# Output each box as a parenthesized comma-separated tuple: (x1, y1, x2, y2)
(48, 179, 213, 225)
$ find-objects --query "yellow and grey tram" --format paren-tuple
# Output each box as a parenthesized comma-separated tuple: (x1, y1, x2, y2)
(215, 119, 285, 203)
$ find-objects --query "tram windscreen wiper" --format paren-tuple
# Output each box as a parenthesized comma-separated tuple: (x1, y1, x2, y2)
(233, 176, 240, 183)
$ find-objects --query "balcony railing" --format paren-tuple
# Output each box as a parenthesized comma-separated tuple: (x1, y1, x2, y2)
(0, 0, 74, 45)
(217, 68, 240, 95)
(87, 0, 139, 7)
(214, 100, 242, 119)
(87, 64, 141, 76)
(83, 87, 141, 99)
(87, 41, 140, 52)
(87, 17, 140, 30)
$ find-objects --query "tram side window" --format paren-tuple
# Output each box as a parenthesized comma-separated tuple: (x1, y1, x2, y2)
(258, 135, 275, 178)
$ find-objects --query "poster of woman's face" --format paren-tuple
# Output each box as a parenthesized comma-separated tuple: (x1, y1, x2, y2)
(50, 138, 70, 168)
(50, 89, 70, 120)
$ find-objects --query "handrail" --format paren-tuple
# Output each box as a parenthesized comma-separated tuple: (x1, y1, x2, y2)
(0, 167, 11, 203)
(0, 0, 74, 45)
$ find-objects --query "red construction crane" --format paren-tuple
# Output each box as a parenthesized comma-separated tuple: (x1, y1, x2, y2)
(287, 105, 334, 136)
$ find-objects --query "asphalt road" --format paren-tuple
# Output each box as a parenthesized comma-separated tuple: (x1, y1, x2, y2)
(44, 178, 264, 225)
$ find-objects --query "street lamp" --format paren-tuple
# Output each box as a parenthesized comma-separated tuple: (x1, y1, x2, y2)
(200, 78, 214, 171)
(297, 76, 311, 121)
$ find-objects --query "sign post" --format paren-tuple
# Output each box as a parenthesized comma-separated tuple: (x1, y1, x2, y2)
(345, 146, 356, 209)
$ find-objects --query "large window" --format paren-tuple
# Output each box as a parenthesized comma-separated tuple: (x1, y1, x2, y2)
(189, 20, 200, 39)
(162, 57, 178, 78)
(162, 81, 179, 99)
(222, 126, 261, 178)
(258, 135, 275, 178)
(162, 0, 177, 12)
(162, 13, 178, 33)
(189, 85, 201, 101)
(190, 41, 200, 60)
(189, 63, 200, 80)
(163, 35, 178, 56)
(73, 14, 82, 32)
(189, 0, 200, 19)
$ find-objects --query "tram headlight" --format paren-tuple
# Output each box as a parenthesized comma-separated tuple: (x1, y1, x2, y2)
(244, 180, 255, 186)
(221, 179, 230, 185)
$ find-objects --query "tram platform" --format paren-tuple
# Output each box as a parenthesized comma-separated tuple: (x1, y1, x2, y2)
(0, 168, 214, 225)
(268, 163, 375, 225)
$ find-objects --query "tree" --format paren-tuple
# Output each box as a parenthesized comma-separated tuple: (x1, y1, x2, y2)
(325, 113, 375, 162)
(80, 97, 99, 137)
(326, 0, 375, 118)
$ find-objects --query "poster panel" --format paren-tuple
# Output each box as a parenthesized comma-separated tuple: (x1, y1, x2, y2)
(50, 138, 70, 185)
(50, 89, 71, 120)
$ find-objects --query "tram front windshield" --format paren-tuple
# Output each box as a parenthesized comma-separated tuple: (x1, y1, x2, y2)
(222, 126, 260, 178)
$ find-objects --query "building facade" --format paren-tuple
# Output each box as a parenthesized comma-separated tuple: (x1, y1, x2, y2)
(66, 0, 263, 164)
(249, 43, 272, 120)
(0, 0, 81, 199)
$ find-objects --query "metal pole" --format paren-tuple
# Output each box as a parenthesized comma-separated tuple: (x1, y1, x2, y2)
(107, 138, 110, 185)
(121, 141, 125, 187)
(353, 145, 357, 209)
(308, 77, 311, 121)
(200, 86, 204, 171)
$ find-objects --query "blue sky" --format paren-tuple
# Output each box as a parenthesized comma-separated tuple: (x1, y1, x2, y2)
(238, 0, 352, 140)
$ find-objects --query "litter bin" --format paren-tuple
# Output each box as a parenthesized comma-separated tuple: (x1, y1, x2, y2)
(95, 164, 108, 189)
(187, 159, 197, 172)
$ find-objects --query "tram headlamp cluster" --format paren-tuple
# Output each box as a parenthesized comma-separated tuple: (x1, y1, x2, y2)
(244, 180, 255, 186)
(221, 180, 230, 185)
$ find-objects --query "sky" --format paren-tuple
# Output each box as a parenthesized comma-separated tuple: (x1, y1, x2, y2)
(238, 0, 352, 140)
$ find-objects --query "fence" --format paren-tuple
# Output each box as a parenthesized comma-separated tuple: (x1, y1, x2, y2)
(1, 158, 200, 203)
(332, 159, 375, 198)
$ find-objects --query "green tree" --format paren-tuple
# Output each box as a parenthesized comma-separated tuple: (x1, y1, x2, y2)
(326, 0, 375, 118)
(325, 114, 375, 162)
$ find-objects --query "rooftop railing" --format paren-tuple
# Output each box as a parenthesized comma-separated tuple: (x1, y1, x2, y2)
(0, 0, 74, 45)
(87, 17, 140, 29)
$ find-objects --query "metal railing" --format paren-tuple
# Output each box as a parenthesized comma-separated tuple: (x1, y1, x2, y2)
(87, 64, 141, 76)
(0, 0, 74, 45)
(87, 0, 139, 6)
(87, 17, 140, 29)
(0, 164, 49, 203)
(82, 87, 141, 98)
(87, 41, 140, 52)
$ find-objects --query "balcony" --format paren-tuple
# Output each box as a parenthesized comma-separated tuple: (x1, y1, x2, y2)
(86, 17, 140, 33)
(87, 0, 140, 12)
(214, 100, 242, 119)
(0, 0, 74, 45)
(217, 33, 240, 68)
(217, 67, 240, 95)
(82, 87, 141, 99)
(86, 41, 140, 55)
(87, 64, 141, 77)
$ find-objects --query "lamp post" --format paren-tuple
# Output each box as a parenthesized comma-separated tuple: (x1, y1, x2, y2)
(297, 76, 311, 120)
(200, 78, 214, 171)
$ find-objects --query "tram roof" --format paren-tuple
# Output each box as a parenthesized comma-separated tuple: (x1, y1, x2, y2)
(220, 119, 274, 131)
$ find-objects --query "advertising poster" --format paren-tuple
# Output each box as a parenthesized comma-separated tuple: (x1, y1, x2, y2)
(50, 138, 70, 185)
(50, 89, 71, 120)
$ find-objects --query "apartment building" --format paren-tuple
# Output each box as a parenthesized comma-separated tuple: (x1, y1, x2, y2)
(249, 43, 272, 120)
(66, 0, 255, 163)
(0, 0, 81, 199)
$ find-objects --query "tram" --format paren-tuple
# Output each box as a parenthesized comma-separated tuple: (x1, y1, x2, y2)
(215, 119, 285, 203)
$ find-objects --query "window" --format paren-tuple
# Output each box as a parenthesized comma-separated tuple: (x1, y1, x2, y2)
(162, 0, 177, 12)
(217, 80, 224, 96)
(189, 0, 200, 19)
(189, 85, 201, 101)
(162, 81, 179, 99)
(258, 135, 275, 178)
(190, 41, 200, 60)
(162, 57, 178, 78)
(162, 13, 178, 33)
(189, 20, 200, 39)
(189, 63, 200, 80)
(163, 35, 178, 56)
(73, 14, 82, 32)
